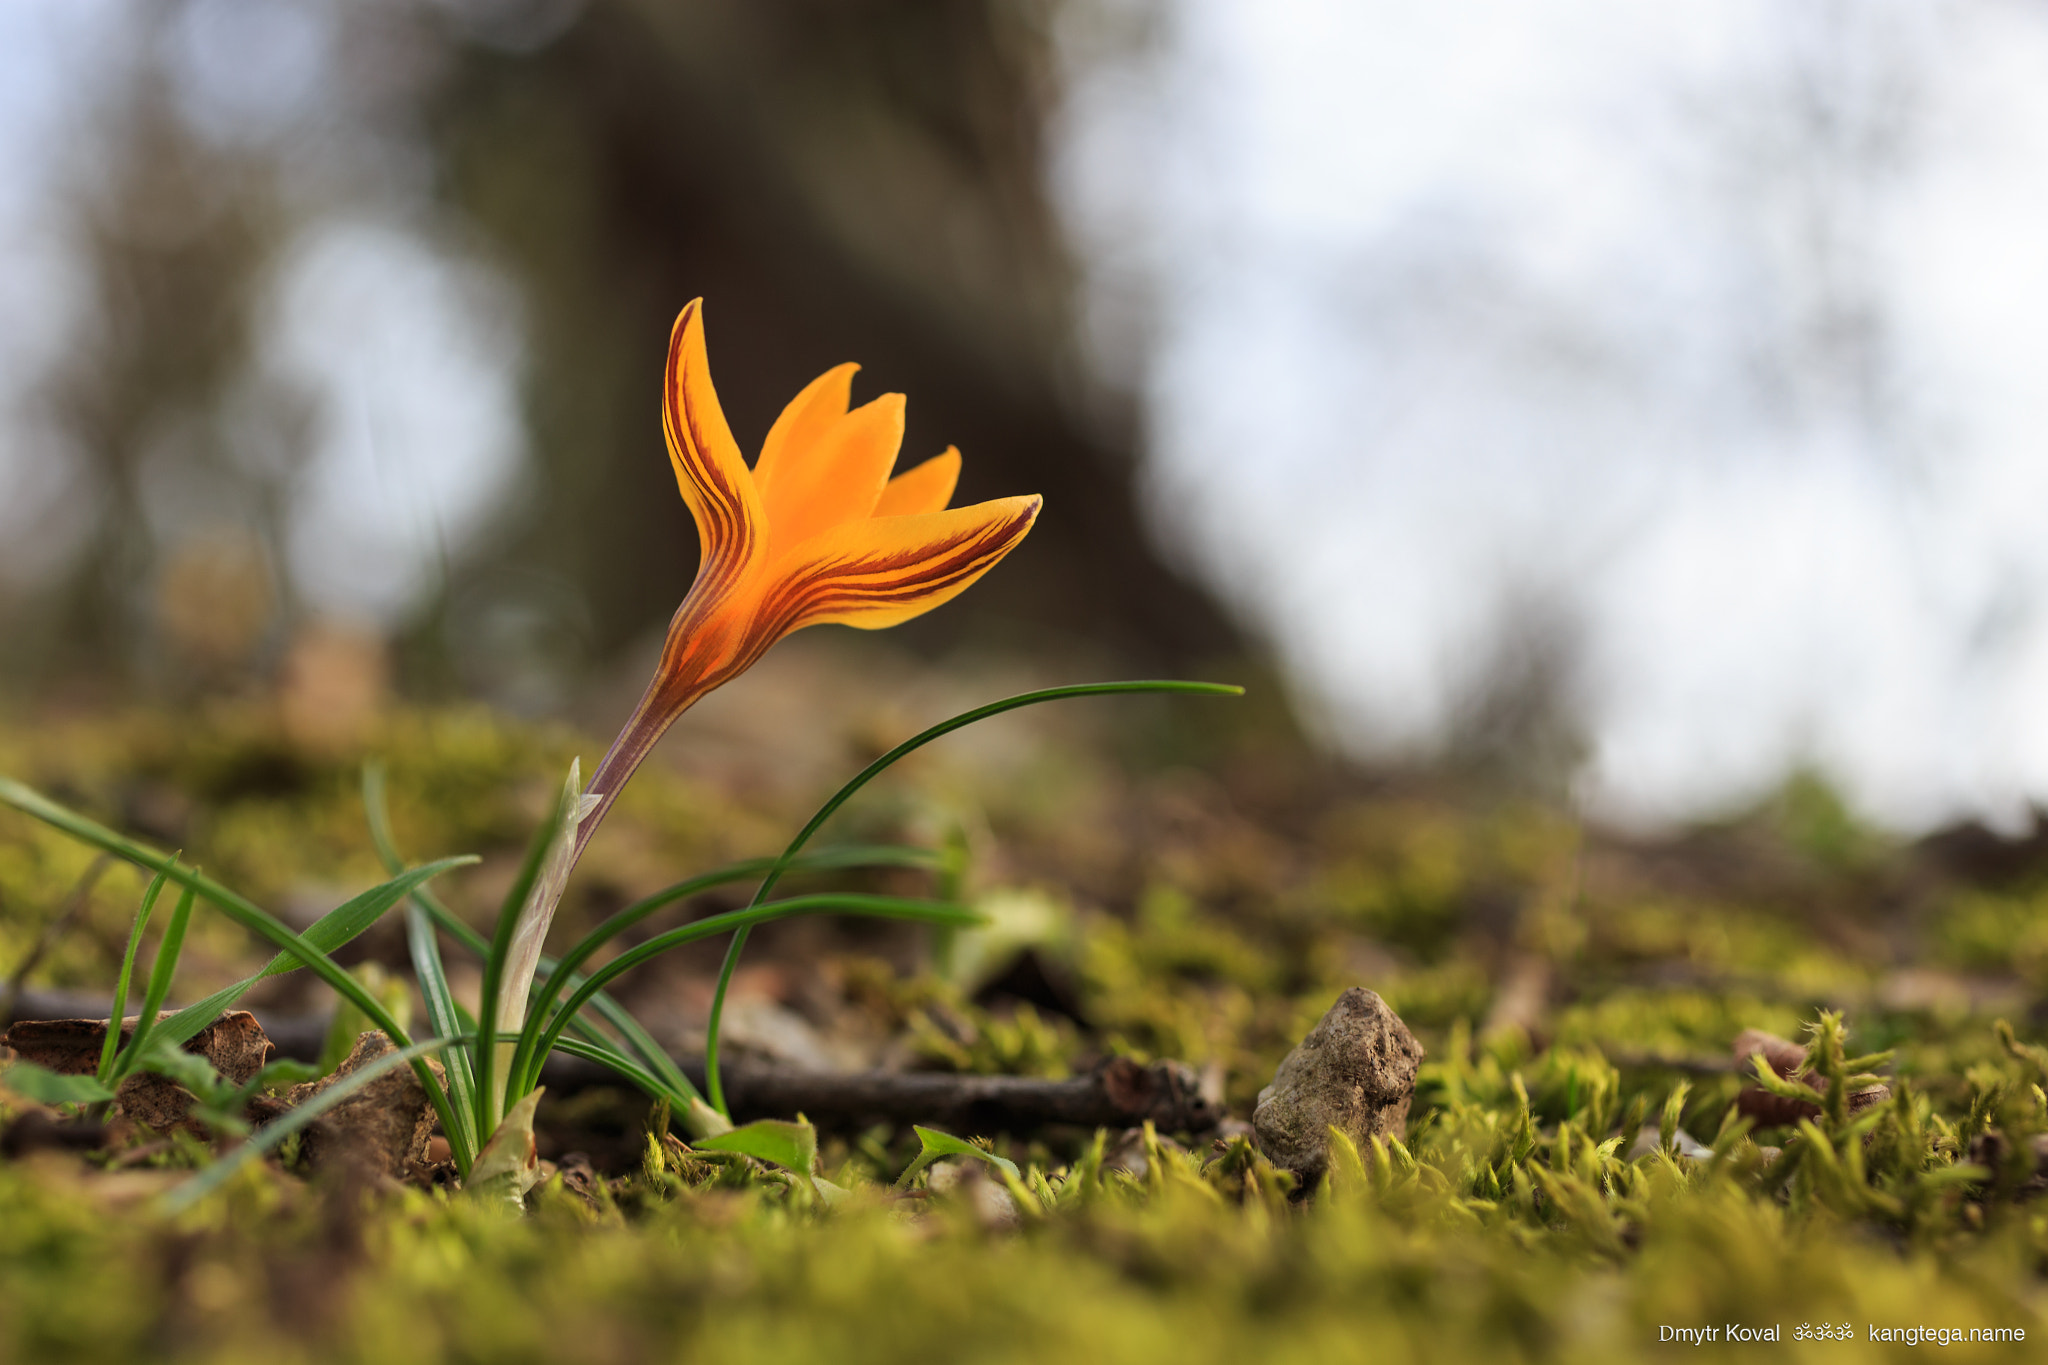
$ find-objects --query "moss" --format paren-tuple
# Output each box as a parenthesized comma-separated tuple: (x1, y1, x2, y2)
(7, 700, 2048, 1360)
(3, 1072, 2047, 1364)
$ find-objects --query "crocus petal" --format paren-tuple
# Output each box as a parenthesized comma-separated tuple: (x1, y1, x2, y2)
(872, 447, 961, 518)
(662, 300, 767, 597)
(756, 362, 857, 487)
(754, 393, 907, 557)
(572, 303, 1041, 877)
(756, 495, 1042, 635)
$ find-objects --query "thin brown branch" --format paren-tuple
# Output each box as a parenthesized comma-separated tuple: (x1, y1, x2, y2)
(4, 991, 1225, 1136)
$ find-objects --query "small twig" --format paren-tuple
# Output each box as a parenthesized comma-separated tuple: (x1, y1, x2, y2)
(4, 991, 1224, 1135)
(707, 1056, 1224, 1134)
(0, 854, 112, 1028)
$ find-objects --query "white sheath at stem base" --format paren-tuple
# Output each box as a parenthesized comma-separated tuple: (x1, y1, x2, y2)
(490, 760, 600, 1119)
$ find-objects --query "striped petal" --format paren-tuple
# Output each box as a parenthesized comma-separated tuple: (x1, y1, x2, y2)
(755, 393, 906, 557)
(872, 448, 961, 518)
(662, 300, 767, 598)
(754, 495, 1042, 635)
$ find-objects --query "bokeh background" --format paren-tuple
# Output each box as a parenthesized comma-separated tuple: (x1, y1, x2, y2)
(5, 0, 2048, 836)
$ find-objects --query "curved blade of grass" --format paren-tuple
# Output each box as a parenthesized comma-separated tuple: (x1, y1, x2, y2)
(156, 1035, 459, 1216)
(556, 993, 693, 1106)
(3, 1062, 116, 1105)
(110, 878, 196, 1083)
(0, 776, 471, 1171)
(546, 1035, 690, 1109)
(369, 811, 693, 1112)
(522, 894, 980, 1096)
(508, 844, 938, 1102)
(703, 679, 1242, 1113)
(149, 856, 477, 1053)
(362, 764, 480, 1162)
(97, 866, 172, 1086)
(359, 763, 947, 1122)
(405, 901, 477, 1162)
(364, 764, 679, 1131)
(473, 777, 575, 1137)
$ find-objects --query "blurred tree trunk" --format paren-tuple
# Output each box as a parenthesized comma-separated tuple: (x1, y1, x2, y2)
(421, 0, 1243, 683)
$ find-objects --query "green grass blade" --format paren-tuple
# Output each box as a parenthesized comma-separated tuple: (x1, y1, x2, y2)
(545, 1035, 690, 1108)
(147, 982, 256, 1051)
(557, 993, 696, 1107)
(406, 901, 478, 1162)
(537, 846, 938, 1010)
(3, 1062, 117, 1106)
(156, 1036, 458, 1216)
(753, 681, 1239, 905)
(149, 856, 478, 1053)
(251, 856, 479, 979)
(702, 930, 753, 1115)
(527, 894, 980, 1084)
(361, 761, 947, 1121)
(0, 775, 469, 1172)
(368, 763, 480, 1161)
(97, 866, 171, 1086)
(703, 678, 1240, 1113)
(510, 844, 937, 1102)
(110, 878, 197, 1083)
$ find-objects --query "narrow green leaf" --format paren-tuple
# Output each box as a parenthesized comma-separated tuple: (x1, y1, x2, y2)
(132, 1035, 227, 1101)
(98, 866, 172, 1086)
(150, 856, 476, 1053)
(683, 1097, 733, 1140)
(704, 679, 1241, 1114)
(514, 844, 936, 1097)
(145, 982, 252, 1053)
(2, 1061, 117, 1105)
(112, 879, 197, 1082)
(527, 894, 980, 1085)
(254, 856, 479, 980)
(363, 762, 478, 1163)
(0, 775, 467, 1174)
(894, 1125, 1020, 1189)
(404, 902, 478, 1162)
(569, 994, 695, 1106)
(357, 764, 946, 1154)
(545, 1036, 689, 1108)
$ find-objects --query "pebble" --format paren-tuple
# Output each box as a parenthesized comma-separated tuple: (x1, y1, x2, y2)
(1252, 987, 1422, 1181)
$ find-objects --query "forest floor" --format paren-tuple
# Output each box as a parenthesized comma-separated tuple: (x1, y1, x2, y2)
(3, 640, 2048, 1362)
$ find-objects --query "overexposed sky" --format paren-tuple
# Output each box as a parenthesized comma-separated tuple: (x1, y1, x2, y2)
(0, 0, 521, 627)
(1056, 0, 2048, 830)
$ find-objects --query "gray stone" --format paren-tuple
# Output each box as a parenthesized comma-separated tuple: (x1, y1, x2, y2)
(1252, 987, 1422, 1179)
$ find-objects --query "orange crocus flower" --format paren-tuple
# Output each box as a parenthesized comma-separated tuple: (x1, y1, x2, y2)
(574, 300, 1041, 852)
